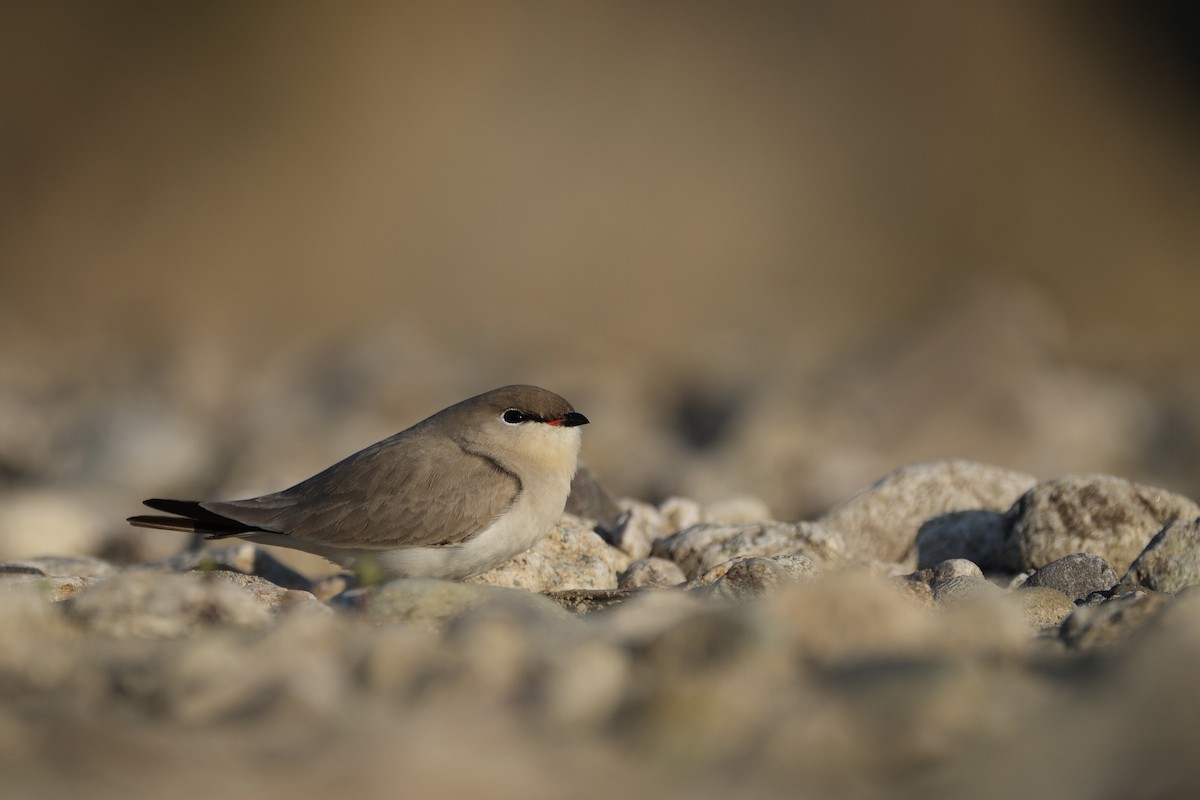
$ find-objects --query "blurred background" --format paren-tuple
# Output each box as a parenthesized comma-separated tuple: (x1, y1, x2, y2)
(3, 1, 1200, 562)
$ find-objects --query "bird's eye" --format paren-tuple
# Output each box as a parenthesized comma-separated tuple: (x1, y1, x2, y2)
(502, 409, 526, 424)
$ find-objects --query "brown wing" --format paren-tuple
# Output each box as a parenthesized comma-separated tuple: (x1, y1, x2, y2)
(202, 431, 520, 549)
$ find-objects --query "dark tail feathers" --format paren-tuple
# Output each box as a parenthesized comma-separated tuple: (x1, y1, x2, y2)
(127, 498, 264, 538)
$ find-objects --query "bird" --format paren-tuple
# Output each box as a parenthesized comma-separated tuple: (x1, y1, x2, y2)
(128, 385, 589, 580)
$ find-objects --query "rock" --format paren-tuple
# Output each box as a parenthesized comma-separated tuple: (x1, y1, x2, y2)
(64, 571, 273, 637)
(565, 462, 623, 532)
(533, 638, 631, 728)
(439, 594, 628, 728)
(618, 558, 686, 589)
(356, 623, 443, 699)
(544, 588, 636, 614)
(820, 460, 1037, 565)
(202, 570, 328, 614)
(689, 553, 820, 587)
(900, 558, 983, 598)
(1130, 588, 1200, 652)
(1124, 518, 1200, 593)
(651, 520, 842, 580)
(589, 589, 711, 647)
(331, 578, 571, 632)
(633, 603, 766, 676)
(931, 575, 1004, 605)
(657, 497, 707, 534)
(759, 570, 1027, 662)
(1003, 475, 1200, 573)
(914, 510, 1011, 571)
(158, 609, 352, 724)
(0, 555, 116, 578)
(702, 496, 775, 525)
(892, 575, 934, 604)
(1015, 586, 1076, 630)
(853, 560, 915, 579)
(0, 574, 97, 602)
(607, 496, 775, 562)
(1060, 587, 1170, 650)
(469, 515, 629, 592)
(1023, 553, 1118, 601)
(931, 558, 984, 583)
(607, 502, 666, 560)
(0, 582, 80, 692)
(701, 555, 820, 601)
(138, 543, 316, 591)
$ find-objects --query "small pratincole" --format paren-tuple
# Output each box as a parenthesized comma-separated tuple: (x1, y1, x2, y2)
(128, 385, 589, 579)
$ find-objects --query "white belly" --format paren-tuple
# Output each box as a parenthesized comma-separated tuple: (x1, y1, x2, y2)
(373, 490, 562, 579)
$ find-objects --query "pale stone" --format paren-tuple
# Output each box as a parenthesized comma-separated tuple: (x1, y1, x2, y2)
(470, 515, 629, 592)
(820, 460, 1037, 566)
(652, 519, 841, 580)
(1004, 475, 1200, 573)
(64, 572, 273, 637)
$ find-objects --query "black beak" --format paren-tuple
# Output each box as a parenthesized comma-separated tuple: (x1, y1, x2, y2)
(560, 412, 589, 427)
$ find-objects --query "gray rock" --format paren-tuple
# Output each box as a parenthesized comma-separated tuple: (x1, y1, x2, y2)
(932, 575, 1004, 604)
(1003, 475, 1200, 573)
(900, 559, 982, 598)
(332, 577, 571, 632)
(469, 514, 629, 592)
(702, 555, 820, 601)
(1060, 587, 1170, 650)
(931, 558, 984, 583)
(820, 460, 1037, 565)
(618, 557, 686, 589)
(1023, 553, 1118, 601)
(651, 520, 842, 580)
(1016, 586, 1076, 631)
(914, 510, 1011, 571)
(1124, 518, 1200, 593)
(64, 571, 273, 637)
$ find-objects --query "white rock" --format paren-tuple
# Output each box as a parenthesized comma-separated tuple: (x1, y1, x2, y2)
(470, 515, 629, 592)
